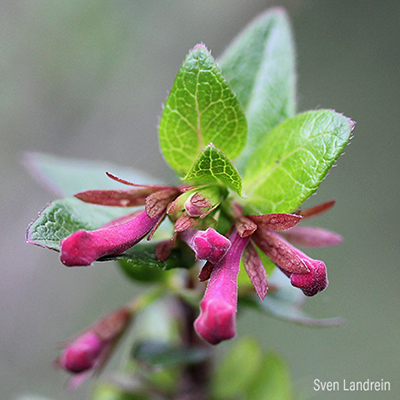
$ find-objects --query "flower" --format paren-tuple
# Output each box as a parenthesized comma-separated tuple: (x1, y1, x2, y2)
(60, 209, 165, 266)
(55, 307, 132, 388)
(194, 229, 250, 345)
(179, 227, 231, 264)
(192, 200, 342, 344)
(56, 173, 341, 345)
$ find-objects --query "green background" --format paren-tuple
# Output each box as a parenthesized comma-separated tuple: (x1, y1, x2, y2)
(1, 1, 398, 399)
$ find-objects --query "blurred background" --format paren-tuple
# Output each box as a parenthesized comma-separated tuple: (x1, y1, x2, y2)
(1, 0, 399, 399)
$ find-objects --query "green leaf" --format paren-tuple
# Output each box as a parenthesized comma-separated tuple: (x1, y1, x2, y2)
(242, 110, 353, 214)
(27, 197, 132, 251)
(23, 152, 160, 197)
(246, 351, 292, 400)
(116, 243, 195, 283)
(132, 340, 209, 368)
(159, 44, 247, 175)
(183, 144, 242, 195)
(219, 8, 296, 172)
(211, 337, 263, 399)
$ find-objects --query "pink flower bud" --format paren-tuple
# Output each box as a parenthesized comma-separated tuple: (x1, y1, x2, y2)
(180, 228, 231, 264)
(56, 307, 132, 388)
(60, 209, 164, 266)
(194, 230, 250, 345)
(289, 253, 328, 296)
(59, 332, 103, 373)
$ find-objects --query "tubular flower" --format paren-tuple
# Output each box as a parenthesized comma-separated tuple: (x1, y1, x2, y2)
(55, 307, 133, 389)
(194, 229, 250, 345)
(60, 210, 165, 266)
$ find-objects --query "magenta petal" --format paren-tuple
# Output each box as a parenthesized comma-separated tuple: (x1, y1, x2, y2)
(243, 242, 268, 301)
(281, 226, 343, 247)
(194, 230, 250, 345)
(60, 210, 163, 266)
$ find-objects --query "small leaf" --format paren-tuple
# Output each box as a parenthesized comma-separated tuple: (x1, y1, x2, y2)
(246, 351, 292, 400)
(183, 144, 242, 195)
(23, 152, 160, 196)
(27, 197, 132, 251)
(242, 110, 354, 214)
(219, 8, 296, 172)
(159, 45, 247, 175)
(211, 337, 263, 399)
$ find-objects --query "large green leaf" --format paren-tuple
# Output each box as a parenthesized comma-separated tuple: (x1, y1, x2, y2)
(242, 110, 353, 214)
(159, 45, 247, 175)
(219, 8, 296, 172)
(27, 197, 133, 251)
(23, 152, 160, 196)
(183, 144, 242, 195)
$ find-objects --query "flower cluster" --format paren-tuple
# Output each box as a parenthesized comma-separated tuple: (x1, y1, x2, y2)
(59, 173, 341, 345)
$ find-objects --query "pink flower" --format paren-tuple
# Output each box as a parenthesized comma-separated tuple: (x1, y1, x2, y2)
(56, 307, 132, 389)
(179, 228, 231, 264)
(194, 229, 250, 345)
(60, 209, 164, 266)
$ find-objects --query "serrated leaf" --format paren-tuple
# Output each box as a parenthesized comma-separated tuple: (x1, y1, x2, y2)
(219, 8, 296, 172)
(183, 144, 242, 195)
(159, 45, 247, 175)
(242, 110, 353, 214)
(211, 337, 263, 400)
(246, 351, 292, 400)
(23, 152, 160, 196)
(27, 197, 133, 251)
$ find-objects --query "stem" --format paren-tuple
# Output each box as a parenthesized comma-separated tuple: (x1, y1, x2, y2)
(174, 273, 212, 400)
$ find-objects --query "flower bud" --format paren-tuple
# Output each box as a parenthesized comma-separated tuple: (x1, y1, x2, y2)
(180, 228, 231, 264)
(60, 331, 103, 373)
(56, 307, 132, 388)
